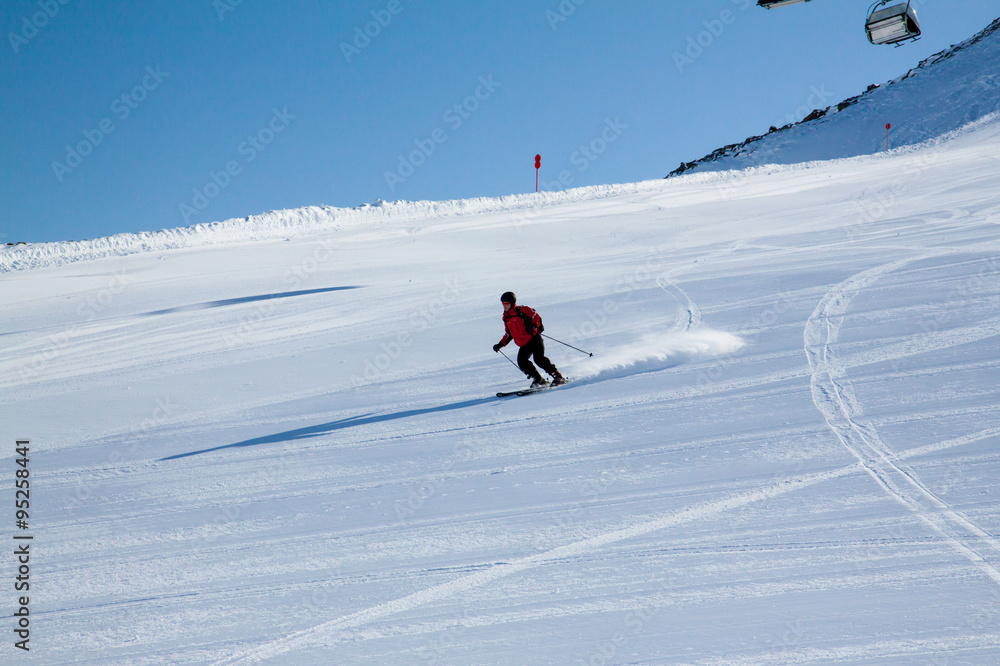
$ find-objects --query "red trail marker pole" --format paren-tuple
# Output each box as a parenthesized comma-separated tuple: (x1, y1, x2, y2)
(534, 154, 541, 192)
(886, 123, 891, 152)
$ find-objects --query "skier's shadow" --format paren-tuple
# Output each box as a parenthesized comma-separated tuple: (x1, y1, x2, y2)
(143, 286, 360, 317)
(160, 396, 496, 460)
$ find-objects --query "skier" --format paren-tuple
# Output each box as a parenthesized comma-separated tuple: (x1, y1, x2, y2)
(493, 291, 566, 388)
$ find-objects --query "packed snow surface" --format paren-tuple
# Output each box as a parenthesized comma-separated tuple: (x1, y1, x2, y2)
(4, 115, 1000, 663)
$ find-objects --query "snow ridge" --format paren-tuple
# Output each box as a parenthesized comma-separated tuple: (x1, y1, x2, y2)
(668, 16, 1000, 177)
(1, 180, 690, 273)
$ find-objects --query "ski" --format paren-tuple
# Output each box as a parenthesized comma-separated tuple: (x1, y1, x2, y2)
(496, 380, 569, 398)
(496, 387, 545, 398)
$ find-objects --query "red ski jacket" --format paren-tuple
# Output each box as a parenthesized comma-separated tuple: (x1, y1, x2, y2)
(498, 305, 543, 348)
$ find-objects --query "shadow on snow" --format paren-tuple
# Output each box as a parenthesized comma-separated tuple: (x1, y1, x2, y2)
(143, 286, 361, 316)
(160, 396, 497, 460)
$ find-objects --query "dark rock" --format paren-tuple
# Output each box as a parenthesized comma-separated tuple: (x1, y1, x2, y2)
(801, 107, 829, 123)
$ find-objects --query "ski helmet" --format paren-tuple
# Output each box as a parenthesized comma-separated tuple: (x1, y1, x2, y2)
(500, 291, 516, 304)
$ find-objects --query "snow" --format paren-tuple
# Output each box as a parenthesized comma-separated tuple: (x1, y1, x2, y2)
(671, 17, 1000, 176)
(5, 84, 1000, 666)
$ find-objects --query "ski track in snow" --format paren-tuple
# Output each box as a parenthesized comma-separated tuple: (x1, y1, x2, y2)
(694, 633, 1000, 665)
(805, 251, 1000, 586)
(212, 412, 1000, 664)
(210, 465, 861, 665)
(658, 276, 703, 333)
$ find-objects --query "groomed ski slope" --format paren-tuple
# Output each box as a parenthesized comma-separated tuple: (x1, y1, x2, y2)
(4, 115, 1000, 664)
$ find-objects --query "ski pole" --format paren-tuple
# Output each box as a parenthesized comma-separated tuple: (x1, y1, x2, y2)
(498, 348, 521, 371)
(542, 333, 593, 357)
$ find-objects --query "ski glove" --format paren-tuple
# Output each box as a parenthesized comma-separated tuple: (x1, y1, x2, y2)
(493, 343, 502, 353)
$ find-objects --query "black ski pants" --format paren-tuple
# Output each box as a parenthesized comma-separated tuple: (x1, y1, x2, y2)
(517, 335, 558, 381)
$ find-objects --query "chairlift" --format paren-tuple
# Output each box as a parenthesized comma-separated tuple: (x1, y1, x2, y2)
(758, 0, 922, 47)
(865, 0, 921, 46)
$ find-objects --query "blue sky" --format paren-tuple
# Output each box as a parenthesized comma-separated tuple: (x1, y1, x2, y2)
(2, 0, 998, 243)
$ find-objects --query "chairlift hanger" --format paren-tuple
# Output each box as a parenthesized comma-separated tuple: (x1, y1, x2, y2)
(756, 0, 922, 46)
(757, 0, 814, 8)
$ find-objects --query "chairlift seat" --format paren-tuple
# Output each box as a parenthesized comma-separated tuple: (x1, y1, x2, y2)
(866, 2, 920, 45)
